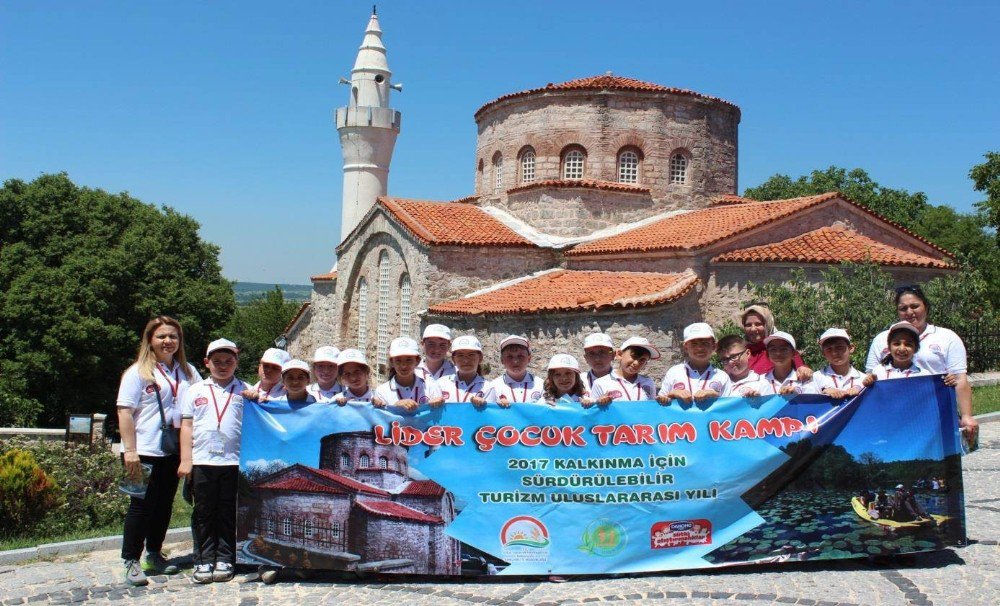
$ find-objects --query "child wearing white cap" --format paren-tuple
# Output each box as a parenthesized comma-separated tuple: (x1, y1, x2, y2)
(333, 349, 378, 405)
(863, 322, 928, 384)
(590, 337, 659, 404)
(280, 360, 317, 405)
(581, 333, 615, 391)
(657, 323, 732, 405)
(544, 354, 592, 405)
(307, 346, 342, 402)
(759, 332, 819, 395)
(375, 338, 444, 412)
(417, 324, 457, 381)
(811, 329, 866, 398)
(486, 335, 545, 406)
(437, 335, 489, 407)
(243, 347, 290, 402)
(178, 338, 247, 583)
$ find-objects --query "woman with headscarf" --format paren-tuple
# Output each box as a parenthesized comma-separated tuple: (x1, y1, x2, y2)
(740, 304, 813, 380)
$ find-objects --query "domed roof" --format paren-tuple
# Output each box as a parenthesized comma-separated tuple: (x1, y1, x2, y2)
(474, 73, 739, 119)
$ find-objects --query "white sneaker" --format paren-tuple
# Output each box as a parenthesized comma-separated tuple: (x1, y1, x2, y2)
(193, 563, 214, 584)
(213, 562, 234, 582)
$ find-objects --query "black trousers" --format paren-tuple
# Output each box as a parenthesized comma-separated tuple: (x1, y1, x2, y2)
(121, 454, 180, 561)
(191, 465, 239, 566)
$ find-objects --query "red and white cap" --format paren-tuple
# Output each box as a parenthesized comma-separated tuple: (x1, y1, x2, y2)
(422, 324, 452, 341)
(764, 331, 797, 349)
(887, 321, 921, 339)
(206, 338, 239, 356)
(683, 322, 716, 343)
(389, 337, 421, 358)
(547, 354, 580, 372)
(336, 349, 369, 368)
(451, 335, 482, 353)
(500, 334, 530, 351)
(312, 346, 340, 364)
(260, 347, 291, 367)
(619, 336, 660, 360)
(583, 333, 614, 350)
(281, 359, 311, 376)
(818, 328, 851, 345)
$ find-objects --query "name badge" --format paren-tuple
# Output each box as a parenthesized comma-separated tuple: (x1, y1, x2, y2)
(207, 430, 226, 455)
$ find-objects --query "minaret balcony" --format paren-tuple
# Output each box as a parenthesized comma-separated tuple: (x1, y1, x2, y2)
(336, 107, 401, 130)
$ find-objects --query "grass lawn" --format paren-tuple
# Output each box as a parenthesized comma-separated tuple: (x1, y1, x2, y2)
(972, 384, 1000, 416)
(0, 486, 192, 553)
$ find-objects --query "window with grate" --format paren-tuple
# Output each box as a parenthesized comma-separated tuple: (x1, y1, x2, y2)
(670, 153, 688, 184)
(267, 518, 275, 534)
(562, 149, 585, 180)
(282, 517, 292, 536)
(492, 153, 503, 193)
(332, 521, 341, 539)
(356, 278, 368, 349)
(618, 150, 639, 183)
(304, 519, 314, 539)
(360, 453, 370, 468)
(519, 148, 536, 183)
(340, 453, 350, 470)
(376, 251, 390, 373)
(399, 274, 412, 337)
(379, 456, 388, 469)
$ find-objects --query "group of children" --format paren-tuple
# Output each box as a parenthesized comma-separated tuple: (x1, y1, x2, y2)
(176, 319, 938, 584)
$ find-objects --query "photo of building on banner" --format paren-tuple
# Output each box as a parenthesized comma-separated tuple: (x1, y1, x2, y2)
(236, 375, 966, 575)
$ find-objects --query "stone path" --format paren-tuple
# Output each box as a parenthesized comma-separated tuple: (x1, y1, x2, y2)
(1, 425, 997, 606)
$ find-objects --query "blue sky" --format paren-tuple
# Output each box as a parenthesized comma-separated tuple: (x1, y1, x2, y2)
(3, 1, 998, 284)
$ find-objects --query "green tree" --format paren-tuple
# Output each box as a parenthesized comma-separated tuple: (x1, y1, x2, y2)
(220, 287, 301, 381)
(970, 151, 1000, 239)
(0, 173, 234, 425)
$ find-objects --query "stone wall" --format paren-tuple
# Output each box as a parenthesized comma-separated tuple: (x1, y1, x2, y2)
(350, 514, 437, 573)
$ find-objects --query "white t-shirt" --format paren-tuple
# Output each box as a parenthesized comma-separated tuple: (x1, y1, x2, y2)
(590, 371, 657, 402)
(658, 363, 732, 398)
(580, 370, 612, 392)
(116, 361, 201, 457)
(252, 380, 287, 402)
(374, 375, 443, 408)
(811, 365, 866, 393)
(438, 374, 489, 403)
(486, 373, 545, 404)
(729, 371, 767, 397)
(417, 360, 457, 381)
(865, 324, 967, 374)
(179, 377, 248, 466)
(872, 363, 928, 381)
(759, 369, 820, 396)
(308, 382, 343, 403)
(340, 387, 376, 403)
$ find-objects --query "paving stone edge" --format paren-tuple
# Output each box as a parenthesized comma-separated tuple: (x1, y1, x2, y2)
(0, 527, 191, 565)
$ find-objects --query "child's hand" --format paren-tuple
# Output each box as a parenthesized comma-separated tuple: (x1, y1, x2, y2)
(655, 394, 671, 406)
(497, 396, 512, 409)
(943, 373, 958, 387)
(372, 396, 387, 408)
(778, 384, 798, 395)
(824, 388, 849, 399)
(333, 395, 348, 407)
(242, 387, 260, 402)
(796, 366, 814, 381)
(470, 396, 487, 408)
(693, 389, 720, 401)
(862, 374, 876, 387)
(428, 397, 445, 408)
(177, 460, 192, 479)
(846, 387, 862, 396)
(580, 397, 595, 409)
(596, 394, 613, 406)
(667, 389, 693, 404)
(395, 398, 419, 412)
(738, 387, 761, 397)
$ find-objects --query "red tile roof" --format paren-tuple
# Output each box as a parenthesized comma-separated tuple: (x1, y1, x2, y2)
(283, 302, 310, 334)
(507, 179, 651, 196)
(380, 197, 535, 248)
(711, 225, 954, 269)
(398, 480, 446, 497)
(476, 74, 739, 119)
(256, 477, 347, 495)
(310, 468, 390, 496)
(311, 271, 337, 281)
(428, 270, 700, 316)
(568, 194, 839, 256)
(355, 499, 443, 524)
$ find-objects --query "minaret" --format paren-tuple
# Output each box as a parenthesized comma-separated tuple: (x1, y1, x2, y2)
(336, 8, 402, 241)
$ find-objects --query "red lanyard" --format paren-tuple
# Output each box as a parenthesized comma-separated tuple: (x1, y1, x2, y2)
(686, 368, 711, 394)
(831, 375, 855, 389)
(615, 378, 641, 401)
(889, 366, 913, 378)
(156, 364, 180, 398)
(506, 377, 530, 402)
(395, 379, 422, 403)
(210, 383, 235, 430)
(454, 377, 480, 402)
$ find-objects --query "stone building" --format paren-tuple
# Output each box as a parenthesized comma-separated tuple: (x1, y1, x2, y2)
(285, 12, 955, 377)
(250, 430, 459, 574)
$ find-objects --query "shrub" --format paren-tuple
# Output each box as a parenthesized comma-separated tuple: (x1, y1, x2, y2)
(0, 448, 63, 535)
(0, 379, 43, 427)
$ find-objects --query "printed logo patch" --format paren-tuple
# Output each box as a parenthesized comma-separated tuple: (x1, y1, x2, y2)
(579, 519, 627, 557)
(531, 391, 541, 400)
(144, 385, 156, 394)
(194, 396, 209, 407)
(608, 390, 623, 398)
(673, 382, 686, 390)
(418, 395, 429, 404)
(500, 515, 550, 562)
(651, 519, 712, 549)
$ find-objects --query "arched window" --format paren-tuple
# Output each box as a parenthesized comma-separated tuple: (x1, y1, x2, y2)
(360, 453, 370, 468)
(518, 147, 536, 184)
(340, 453, 350, 470)
(399, 274, 412, 337)
(670, 152, 689, 184)
(617, 149, 640, 184)
(331, 521, 342, 539)
(562, 147, 585, 180)
(492, 152, 503, 193)
(379, 456, 389, 469)
(376, 251, 390, 372)
(356, 278, 368, 349)
(282, 517, 292, 536)
(304, 519, 314, 539)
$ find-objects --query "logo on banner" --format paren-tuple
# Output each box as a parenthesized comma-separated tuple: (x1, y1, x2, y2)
(500, 515, 550, 562)
(194, 396, 209, 407)
(579, 519, 626, 557)
(650, 519, 712, 549)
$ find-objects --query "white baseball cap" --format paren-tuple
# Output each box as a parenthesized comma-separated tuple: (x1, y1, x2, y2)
(619, 336, 660, 360)
(888, 321, 921, 339)
(422, 324, 452, 341)
(500, 334, 530, 351)
(451, 335, 482, 352)
(818, 328, 851, 345)
(281, 359, 311, 376)
(389, 337, 421, 358)
(206, 338, 239, 356)
(547, 354, 580, 371)
(583, 333, 614, 350)
(260, 347, 291, 367)
(336, 349, 369, 368)
(764, 331, 797, 349)
(312, 346, 340, 364)
(683, 323, 716, 343)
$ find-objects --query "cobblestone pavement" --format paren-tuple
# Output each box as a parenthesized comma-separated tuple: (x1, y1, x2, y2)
(1, 425, 997, 606)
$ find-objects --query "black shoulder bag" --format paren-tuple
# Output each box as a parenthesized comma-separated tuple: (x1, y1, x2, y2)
(152, 383, 181, 456)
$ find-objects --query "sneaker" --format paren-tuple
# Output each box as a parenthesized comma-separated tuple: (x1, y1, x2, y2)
(123, 559, 148, 587)
(143, 551, 179, 575)
(212, 562, 234, 582)
(259, 567, 279, 584)
(193, 563, 214, 584)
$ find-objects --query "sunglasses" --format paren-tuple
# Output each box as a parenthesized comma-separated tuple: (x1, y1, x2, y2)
(895, 284, 924, 296)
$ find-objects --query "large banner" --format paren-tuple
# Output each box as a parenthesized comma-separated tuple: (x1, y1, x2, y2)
(237, 375, 966, 575)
